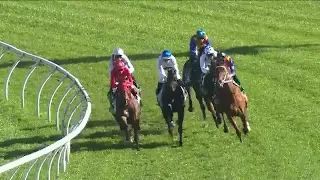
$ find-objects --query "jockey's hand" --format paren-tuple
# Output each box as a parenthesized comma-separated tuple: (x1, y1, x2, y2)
(112, 88, 117, 93)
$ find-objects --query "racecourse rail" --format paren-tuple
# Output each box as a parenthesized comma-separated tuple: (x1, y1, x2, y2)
(0, 41, 92, 179)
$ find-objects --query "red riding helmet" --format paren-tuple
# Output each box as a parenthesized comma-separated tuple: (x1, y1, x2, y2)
(114, 60, 125, 71)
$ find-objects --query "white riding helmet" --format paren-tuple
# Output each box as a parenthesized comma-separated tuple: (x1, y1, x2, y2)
(204, 46, 216, 56)
(112, 48, 124, 56)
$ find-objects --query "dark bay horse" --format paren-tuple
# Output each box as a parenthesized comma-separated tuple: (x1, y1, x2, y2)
(182, 60, 207, 119)
(115, 79, 141, 150)
(202, 58, 223, 128)
(215, 64, 251, 142)
(158, 67, 186, 146)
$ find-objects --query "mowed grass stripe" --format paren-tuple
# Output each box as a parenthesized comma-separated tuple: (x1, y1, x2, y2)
(0, 1, 319, 180)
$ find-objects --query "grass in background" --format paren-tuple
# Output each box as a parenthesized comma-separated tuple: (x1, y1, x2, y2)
(0, 1, 319, 179)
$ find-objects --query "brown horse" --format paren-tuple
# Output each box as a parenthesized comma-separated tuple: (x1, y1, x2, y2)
(215, 64, 251, 142)
(114, 80, 141, 150)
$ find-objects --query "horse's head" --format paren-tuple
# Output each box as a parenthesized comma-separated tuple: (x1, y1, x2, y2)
(166, 67, 177, 83)
(215, 65, 232, 88)
(116, 78, 132, 106)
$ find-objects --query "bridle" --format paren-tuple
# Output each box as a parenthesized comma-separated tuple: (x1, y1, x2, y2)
(216, 65, 233, 87)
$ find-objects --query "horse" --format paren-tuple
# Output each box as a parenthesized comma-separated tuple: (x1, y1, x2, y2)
(215, 63, 251, 142)
(182, 59, 207, 120)
(114, 78, 141, 150)
(158, 67, 186, 146)
(202, 58, 223, 128)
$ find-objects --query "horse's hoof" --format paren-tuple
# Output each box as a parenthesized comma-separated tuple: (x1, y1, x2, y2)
(179, 142, 183, 146)
(188, 107, 194, 112)
(224, 128, 229, 133)
(239, 137, 243, 143)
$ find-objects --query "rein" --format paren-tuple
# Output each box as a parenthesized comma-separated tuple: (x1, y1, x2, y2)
(216, 65, 233, 85)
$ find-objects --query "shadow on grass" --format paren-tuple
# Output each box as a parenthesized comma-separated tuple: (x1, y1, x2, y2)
(1, 43, 319, 69)
(0, 148, 39, 160)
(0, 135, 61, 147)
(85, 119, 119, 128)
(21, 125, 56, 131)
(71, 140, 169, 151)
(0, 135, 61, 160)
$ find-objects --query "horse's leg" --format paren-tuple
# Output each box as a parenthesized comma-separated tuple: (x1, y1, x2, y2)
(168, 110, 174, 138)
(227, 114, 242, 142)
(186, 85, 194, 112)
(222, 113, 229, 133)
(238, 106, 251, 135)
(194, 85, 206, 120)
(161, 107, 174, 137)
(177, 107, 185, 146)
(133, 121, 140, 151)
(204, 97, 219, 128)
(119, 115, 130, 142)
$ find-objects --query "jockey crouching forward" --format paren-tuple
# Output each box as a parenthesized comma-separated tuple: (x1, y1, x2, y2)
(215, 51, 246, 94)
(186, 29, 213, 84)
(200, 46, 218, 96)
(108, 60, 140, 114)
(155, 50, 185, 104)
(108, 48, 140, 90)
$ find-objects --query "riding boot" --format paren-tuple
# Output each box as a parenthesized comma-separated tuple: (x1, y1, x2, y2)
(201, 73, 206, 95)
(156, 82, 164, 105)
(233, 75, 246, 94)
(108, 90, 114, 114)
(132, 75, 140, 90)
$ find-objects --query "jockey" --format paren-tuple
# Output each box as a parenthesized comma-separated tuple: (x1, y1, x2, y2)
(215, 51, 246, 94)
(109, 60, 140, 114)
(155, 50, 185, 98)
(186, 29, 213, 83)
(108, 48, 140, 89)
(199, 46, 218, 94)
(190, 29, 213, 61)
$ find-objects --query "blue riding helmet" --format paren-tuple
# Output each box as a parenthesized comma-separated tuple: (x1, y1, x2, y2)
(196, 29, 206, 39)
(161, 50, 172, 59)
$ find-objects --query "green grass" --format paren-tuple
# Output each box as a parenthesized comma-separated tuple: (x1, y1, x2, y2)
(0, 1, 320, 180)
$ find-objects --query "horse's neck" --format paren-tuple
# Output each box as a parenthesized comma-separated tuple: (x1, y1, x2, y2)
(222, 83, 236, 97)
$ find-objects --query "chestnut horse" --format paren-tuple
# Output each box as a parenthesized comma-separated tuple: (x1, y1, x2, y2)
(215, 64, 251, 142)
(114, 79, 141, 150)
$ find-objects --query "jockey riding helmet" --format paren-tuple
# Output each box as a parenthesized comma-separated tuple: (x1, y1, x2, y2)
(196, 29, 206, 39)
(113, 48, 124, 57)
(161, 50, 172, 60)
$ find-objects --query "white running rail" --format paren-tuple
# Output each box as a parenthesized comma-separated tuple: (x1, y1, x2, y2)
(0, 41, 91, 179)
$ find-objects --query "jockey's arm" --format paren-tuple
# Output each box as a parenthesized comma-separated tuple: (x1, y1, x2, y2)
(200, 54, 209, 74)
(122, 55, 135, 74)
(189, 36, 198, 59)
(228, 57, 236, 76)
(157, 56, 167, 83)
(206, 38, 213, 47)
(108, 57, 113, 76)
(110, 70, 117, 90)
(171, 56, 181, 80)
(124, 68, 134, 85)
